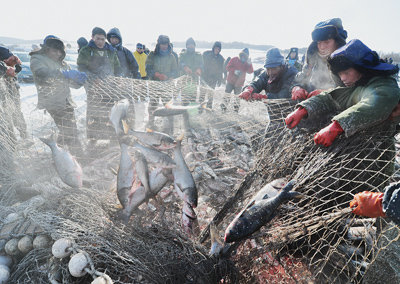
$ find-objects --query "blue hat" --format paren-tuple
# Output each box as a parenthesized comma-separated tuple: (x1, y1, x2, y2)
(312, 18, 347, 45)
(264, 48, 284, 68)
(136, 43, 144, 49)
(328, 39, 398, 74)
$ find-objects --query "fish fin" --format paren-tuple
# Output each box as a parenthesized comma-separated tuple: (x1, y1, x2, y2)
(165, 100, 173, 108)
(146, 128, 154, 133)
(176, 133, 184, 141)
(122, 120, 129, 135)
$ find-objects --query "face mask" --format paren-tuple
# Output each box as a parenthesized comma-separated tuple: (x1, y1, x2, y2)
(159, 48, 169, 56)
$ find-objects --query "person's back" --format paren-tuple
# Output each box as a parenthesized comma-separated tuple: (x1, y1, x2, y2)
(202, 41, 224, 89)
(133, 43, 147, 79)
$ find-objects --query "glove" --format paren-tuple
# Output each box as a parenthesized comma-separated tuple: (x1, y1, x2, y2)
(154, 72, 168, 81)
(62, 70, 87, 85)
(6, 67, 16, 77)
(307, 89, 323, 98)
(234, 70, 241, 76)
(291, 86, 308, 100)
(314, 120, 344, 147)
(183, 66, 192, 75)
(15, 64, 22, 73)
(4, 55, 22, 67)
(195, 68, 202, 76)
(252, 93, 268, 101)
(285, 107, 308, 129)
(239, 86, 254, 101)
(350, 191, 386, 218)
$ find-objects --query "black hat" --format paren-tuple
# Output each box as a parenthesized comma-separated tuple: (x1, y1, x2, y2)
(213, 41, 222, 50)
(157, 35, 170, 45)
(77, 37, 88, 49)
(186, 37, 196, 47)
(42, 35, 65, 51)
(311, 18, 347, 46)
(92, 27, 106, 37)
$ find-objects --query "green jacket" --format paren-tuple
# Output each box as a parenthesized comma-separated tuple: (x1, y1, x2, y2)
(30, 51, 79, 111)
(179, 50, 203, 75)
(298, 76, 400, 137)
(146, 50, 178, 80)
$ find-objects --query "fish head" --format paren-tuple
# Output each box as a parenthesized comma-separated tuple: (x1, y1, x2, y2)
(182, 187, 198, 208)
(224, 214, 249, 243)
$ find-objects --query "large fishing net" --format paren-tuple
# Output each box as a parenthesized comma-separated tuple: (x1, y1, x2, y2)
(0, 74, 399, 283)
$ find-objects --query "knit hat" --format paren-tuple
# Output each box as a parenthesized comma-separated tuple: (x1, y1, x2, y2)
(311, 18, 347, 46)
(92, 27, 106, 37)
(328, 39, 399, 75)
(213, 41, 222, 51)
(157, 35, 170, 45)
(264, 48, 284, 68)
(186, 37, 196, 47)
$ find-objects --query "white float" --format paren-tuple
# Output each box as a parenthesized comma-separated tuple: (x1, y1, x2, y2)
(0, 265, 10, 284)
(33, 235, 51, 249)
(18, 236, 33, 254)
(4, 239, 19, 256)
(91, 274, 113, 284)
(52, 238, 73, 258)
(68, 252, 89, 277)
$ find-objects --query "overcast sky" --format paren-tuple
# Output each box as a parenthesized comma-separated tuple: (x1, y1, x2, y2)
(5, 0, 400, 52)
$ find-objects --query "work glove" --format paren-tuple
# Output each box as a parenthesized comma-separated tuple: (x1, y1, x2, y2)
(285, 107, 308, 129)
(154, 72, 168, 81)
(239, 86, 254, 101)
(183, 66, 192, 75)
(350, 191, 386, 218)
(6, 67, 16, 77)
(195, 68, 202, 76)
(291, 86, 308, 100)
(4, 55, 22, 67)
(234, 70, 241, 76)
(15, 64, 22, 73)
(62, 70, 88, 85)
(252, 93, 268, 101)
(307, 89, 323, 98)
(314, 120, 344, 147)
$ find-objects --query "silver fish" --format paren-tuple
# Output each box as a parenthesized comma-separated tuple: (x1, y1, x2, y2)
(110, 99, 129, 136)
(132, 150, 151, 199)
(172, 138, 198, 208)
(181, 201, 199, 237)
(40, 137, 82, 188)
(128, 128, 177, 150)
(250, 178, 288, 204)
(224, 180, 301, 243)
(165, 101, 207, 111)
(153, 107, 187, 117)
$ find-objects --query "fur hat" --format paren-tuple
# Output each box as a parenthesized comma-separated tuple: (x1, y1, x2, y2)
(157, 35, 170, 45)
(312, 18, 347, 46)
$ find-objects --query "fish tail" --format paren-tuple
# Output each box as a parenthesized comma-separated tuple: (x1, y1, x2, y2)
(280, 180, 302, 200)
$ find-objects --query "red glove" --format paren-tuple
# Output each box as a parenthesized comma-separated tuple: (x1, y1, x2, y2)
(314, 120, 344, 147)
(307, 89, 323, 98)
(350, 191, 386, 218)
(154, 72, 168, 81)
(239, 86, 254, 101)
(291, 86, 308, 100)
(183, 66, 192, 75)
(6, 67, 16, 77)
(252, 93, 268, 101)
(285, 107, 308, 129)
(195, 68, 202, 76)
(4, 55, 22, 67)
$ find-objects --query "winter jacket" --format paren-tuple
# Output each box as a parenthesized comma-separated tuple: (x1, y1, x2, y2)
(226, 57, 253, 88)
(202, 50, 224, 87)
(298, 76, 400, 137)
(30, 51, 79, 111)
(292, 42, 343, 92)
(383, 182, 400, 225)
(249, 65, 298, 99)
(133, 51, 147, 78)
(106, 28, 140, 79)
(146, 44, 178, 80)
(179, 49, 203, 76)
(77, 40, 120, 77)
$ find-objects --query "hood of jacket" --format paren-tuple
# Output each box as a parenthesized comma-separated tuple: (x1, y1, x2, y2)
(107, 27, 123, 49)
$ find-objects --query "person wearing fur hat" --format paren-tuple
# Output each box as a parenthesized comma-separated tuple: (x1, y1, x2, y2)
(146, 35, 178, 81)
(30, 35, 87, 156)
(286, 47, 303, 72)
(291, 18, 347, 101)
(285, 39, 400, 148)
(202, 41, 225, 89)
(107, 27, 140, 79)
(179, 37, 203, 77)
(239, 48, 297, 101)
(225, 48, 253, 95)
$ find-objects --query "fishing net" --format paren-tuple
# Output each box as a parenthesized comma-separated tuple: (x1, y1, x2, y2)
(0, 74, 399, 283)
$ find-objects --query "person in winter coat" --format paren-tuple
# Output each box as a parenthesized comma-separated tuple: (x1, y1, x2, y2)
(285, 39, 400, 148)
(225, 48, 253, 94)
(30, 35, 87, 156)
(146, 35, 178, 81)
(285, 47, 303, 72)
(202, 41, 224, 89)
(291, 18, 347, 100)
(179, 37, 203, 77)
(77, 27, 120, 77)
(239, 48, 297, 100)
(77, 37, 88, 53)
(107, 28, 140, 79)
(133, 43, 147, 79)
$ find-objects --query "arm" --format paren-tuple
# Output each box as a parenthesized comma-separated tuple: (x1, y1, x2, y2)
(168, 55, 179, 79)
(125, 48, 140, 79)
(246, 63, 253, 74)
(270, 68, 297, 99)
(249, 71, 268, 94)
(77, 47, 92, 74)
(30, 56, 62, 80)
(226, 58, 236, 72)
(297, 88, 342, 120)
(112, 51, 121, 76)
(145, 52, 155, 79)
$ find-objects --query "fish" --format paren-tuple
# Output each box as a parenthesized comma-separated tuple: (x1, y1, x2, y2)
(181, 201, 199, 237)
(224, 180, 301, 243)
(39, 137, 83, 188)
(250, 178, 288, 204)
(152, 107, 187, 117)
(132, 150, 151, 200)
(172, 135, 198, 208)
(110, 99, 129, 136)
(127, 128, 177, 150)
(165, 101, 207, 110)
(209, 222, 225, 257)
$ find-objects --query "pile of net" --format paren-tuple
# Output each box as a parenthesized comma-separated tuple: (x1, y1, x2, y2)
(0, 74, 399, 283)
